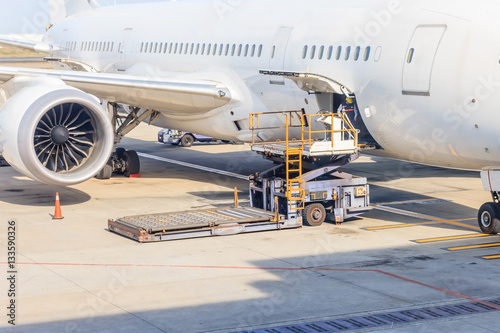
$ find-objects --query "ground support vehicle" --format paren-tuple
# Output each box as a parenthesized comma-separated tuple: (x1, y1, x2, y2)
(108, 110, 371, 242)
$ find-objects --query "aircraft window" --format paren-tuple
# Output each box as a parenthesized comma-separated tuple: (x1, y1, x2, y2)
(237, 44, 242, 56)
(168, 43, 173, 54)
(218, 44, 223, 56)
(345, 46, 351, 60)
(407, 48, 414, 63)
(231, 44, 236, 56)
(336, 46, 342, 60)
(111, 42, 114, 52)
(154, 42, 158, 53)
(251, 44, 256, 57)
(185, 43, 189, 55)
(213, 44, 218, 56)
(310, 45, 316, 59)
(364, 46, 371, 61)
(327, 46, 333, 60)
(179, 43, 184, 54)
(201, 43, 205, 55)
(244, 44, 249, 57)
(195, 43, 199, 55)
(189, 43, 193, 54)
(302, 45, 308, 59)
(258, 44, 263, 57)
(207, 43, 211, 55)
(225, 44, 229, 56)
(173, 43, 178, 54)
(158, 42, 163, 53)
(319, 45, 325, 60)
(354, 46, 361, 61)
(271, 45, 276, 59)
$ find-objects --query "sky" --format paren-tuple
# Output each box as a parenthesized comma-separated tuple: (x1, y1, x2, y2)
(0, 0, 166, 34)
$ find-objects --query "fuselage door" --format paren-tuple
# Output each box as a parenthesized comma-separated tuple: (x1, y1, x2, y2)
(117, 27, 133, 72)
(402, 25, 446, 96)
(268, 26, 293, 85)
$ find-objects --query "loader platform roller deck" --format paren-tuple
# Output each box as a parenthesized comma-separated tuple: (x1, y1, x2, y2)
(108, 110, 371, 242)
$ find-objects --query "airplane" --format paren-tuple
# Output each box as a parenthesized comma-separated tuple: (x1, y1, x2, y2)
(0, 0, 499, 234)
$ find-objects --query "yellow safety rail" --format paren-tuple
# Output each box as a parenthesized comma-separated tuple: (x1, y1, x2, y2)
(250, 110, 308, 211)
(301, 113, 358, 151)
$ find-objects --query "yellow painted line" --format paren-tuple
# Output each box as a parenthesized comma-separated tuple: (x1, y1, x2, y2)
(483, 254, 500, 260)
(374, 205, 480, 231)
(448, 243, 500, 251)
(415, 233, 491, 243)
(366, 221, 439, 230)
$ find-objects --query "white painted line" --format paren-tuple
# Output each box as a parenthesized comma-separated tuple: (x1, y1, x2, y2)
(138, 152, 249, 180)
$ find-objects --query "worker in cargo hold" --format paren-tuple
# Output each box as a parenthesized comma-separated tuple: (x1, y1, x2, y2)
(337, 96, 358, 128)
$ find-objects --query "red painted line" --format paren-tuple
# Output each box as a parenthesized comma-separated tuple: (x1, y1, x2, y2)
(3, 261, 500, 310)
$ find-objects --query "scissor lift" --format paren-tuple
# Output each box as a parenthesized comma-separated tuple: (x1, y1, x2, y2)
(249, 110, 371, 226)
(108, 110, 371, 242)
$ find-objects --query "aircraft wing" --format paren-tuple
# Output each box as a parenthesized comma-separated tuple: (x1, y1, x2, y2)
(0, 35, 53, 53)
(0, 66, 231, 114)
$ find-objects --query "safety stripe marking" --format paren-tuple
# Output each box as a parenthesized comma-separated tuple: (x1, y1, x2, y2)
(137, 152, 248, 180)
(366, 221, 439, 230)
(373, 205, 479, 231)
(447, 243, 500, 251)
(415, 234, 491, 243)
(482, 254, 500, 260)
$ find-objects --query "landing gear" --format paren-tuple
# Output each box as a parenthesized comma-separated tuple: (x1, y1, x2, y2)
(478, 202, 500, 234)
(122, 150, 140, 177)
(95, 147, 140, 179)
(95, 103, 156, 180)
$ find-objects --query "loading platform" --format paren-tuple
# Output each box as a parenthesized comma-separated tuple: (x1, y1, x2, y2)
(108, 205, 299, 243)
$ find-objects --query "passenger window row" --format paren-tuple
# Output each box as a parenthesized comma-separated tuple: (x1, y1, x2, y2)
(138, 42, 264, 57)
(302, 45, 372, 62)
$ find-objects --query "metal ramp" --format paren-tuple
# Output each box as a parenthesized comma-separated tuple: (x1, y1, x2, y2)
(108, 206, 298, 243)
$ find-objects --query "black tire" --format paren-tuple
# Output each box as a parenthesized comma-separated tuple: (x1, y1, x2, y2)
(95, 161, 113, 180)
(180, 134, 195, 147)
(122, 150, 140, 177)
(115, 147, 126, 159)
(478, 202, 500, 234)
(303, 203, 326, 227)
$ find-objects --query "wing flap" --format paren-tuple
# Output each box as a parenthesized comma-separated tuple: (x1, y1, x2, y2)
(0, 66, 231, 114)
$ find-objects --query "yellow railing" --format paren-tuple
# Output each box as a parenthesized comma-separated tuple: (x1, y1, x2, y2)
(301, 113, 358, 150)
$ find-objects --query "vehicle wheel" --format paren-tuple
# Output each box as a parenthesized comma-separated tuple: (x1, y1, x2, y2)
(95, 160, 113, 180)
(122, 150, 140, 177)
(303, 203, 326, 227)
(115, 147, 126, 159)
(180, 134, 194, 147)
(478, 202, 500, 234)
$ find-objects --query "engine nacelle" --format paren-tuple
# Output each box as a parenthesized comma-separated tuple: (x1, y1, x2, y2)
(0, 80, 114, 185)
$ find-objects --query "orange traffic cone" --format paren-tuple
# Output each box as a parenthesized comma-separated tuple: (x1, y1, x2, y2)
(52, 192, 64, 220)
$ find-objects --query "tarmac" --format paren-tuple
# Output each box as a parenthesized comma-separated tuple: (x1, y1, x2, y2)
(1, 122, 500, 333)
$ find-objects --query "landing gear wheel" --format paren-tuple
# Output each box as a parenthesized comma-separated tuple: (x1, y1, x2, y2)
(95, 160, 113, 180)
(478, 202, 500, 234)
(122, 150, 140, 177)
(115, 147, 126, 159)
(303, 203, 326, 227)
(180, 134, 194, 147)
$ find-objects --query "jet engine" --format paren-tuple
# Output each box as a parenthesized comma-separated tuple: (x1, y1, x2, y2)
(0, 80, 114, 186)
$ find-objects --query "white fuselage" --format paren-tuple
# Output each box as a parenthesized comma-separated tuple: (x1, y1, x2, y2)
(43, 0, 500, 170)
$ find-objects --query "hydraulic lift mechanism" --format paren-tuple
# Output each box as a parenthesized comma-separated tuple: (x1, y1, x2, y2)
(108, 110, 372, 242)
